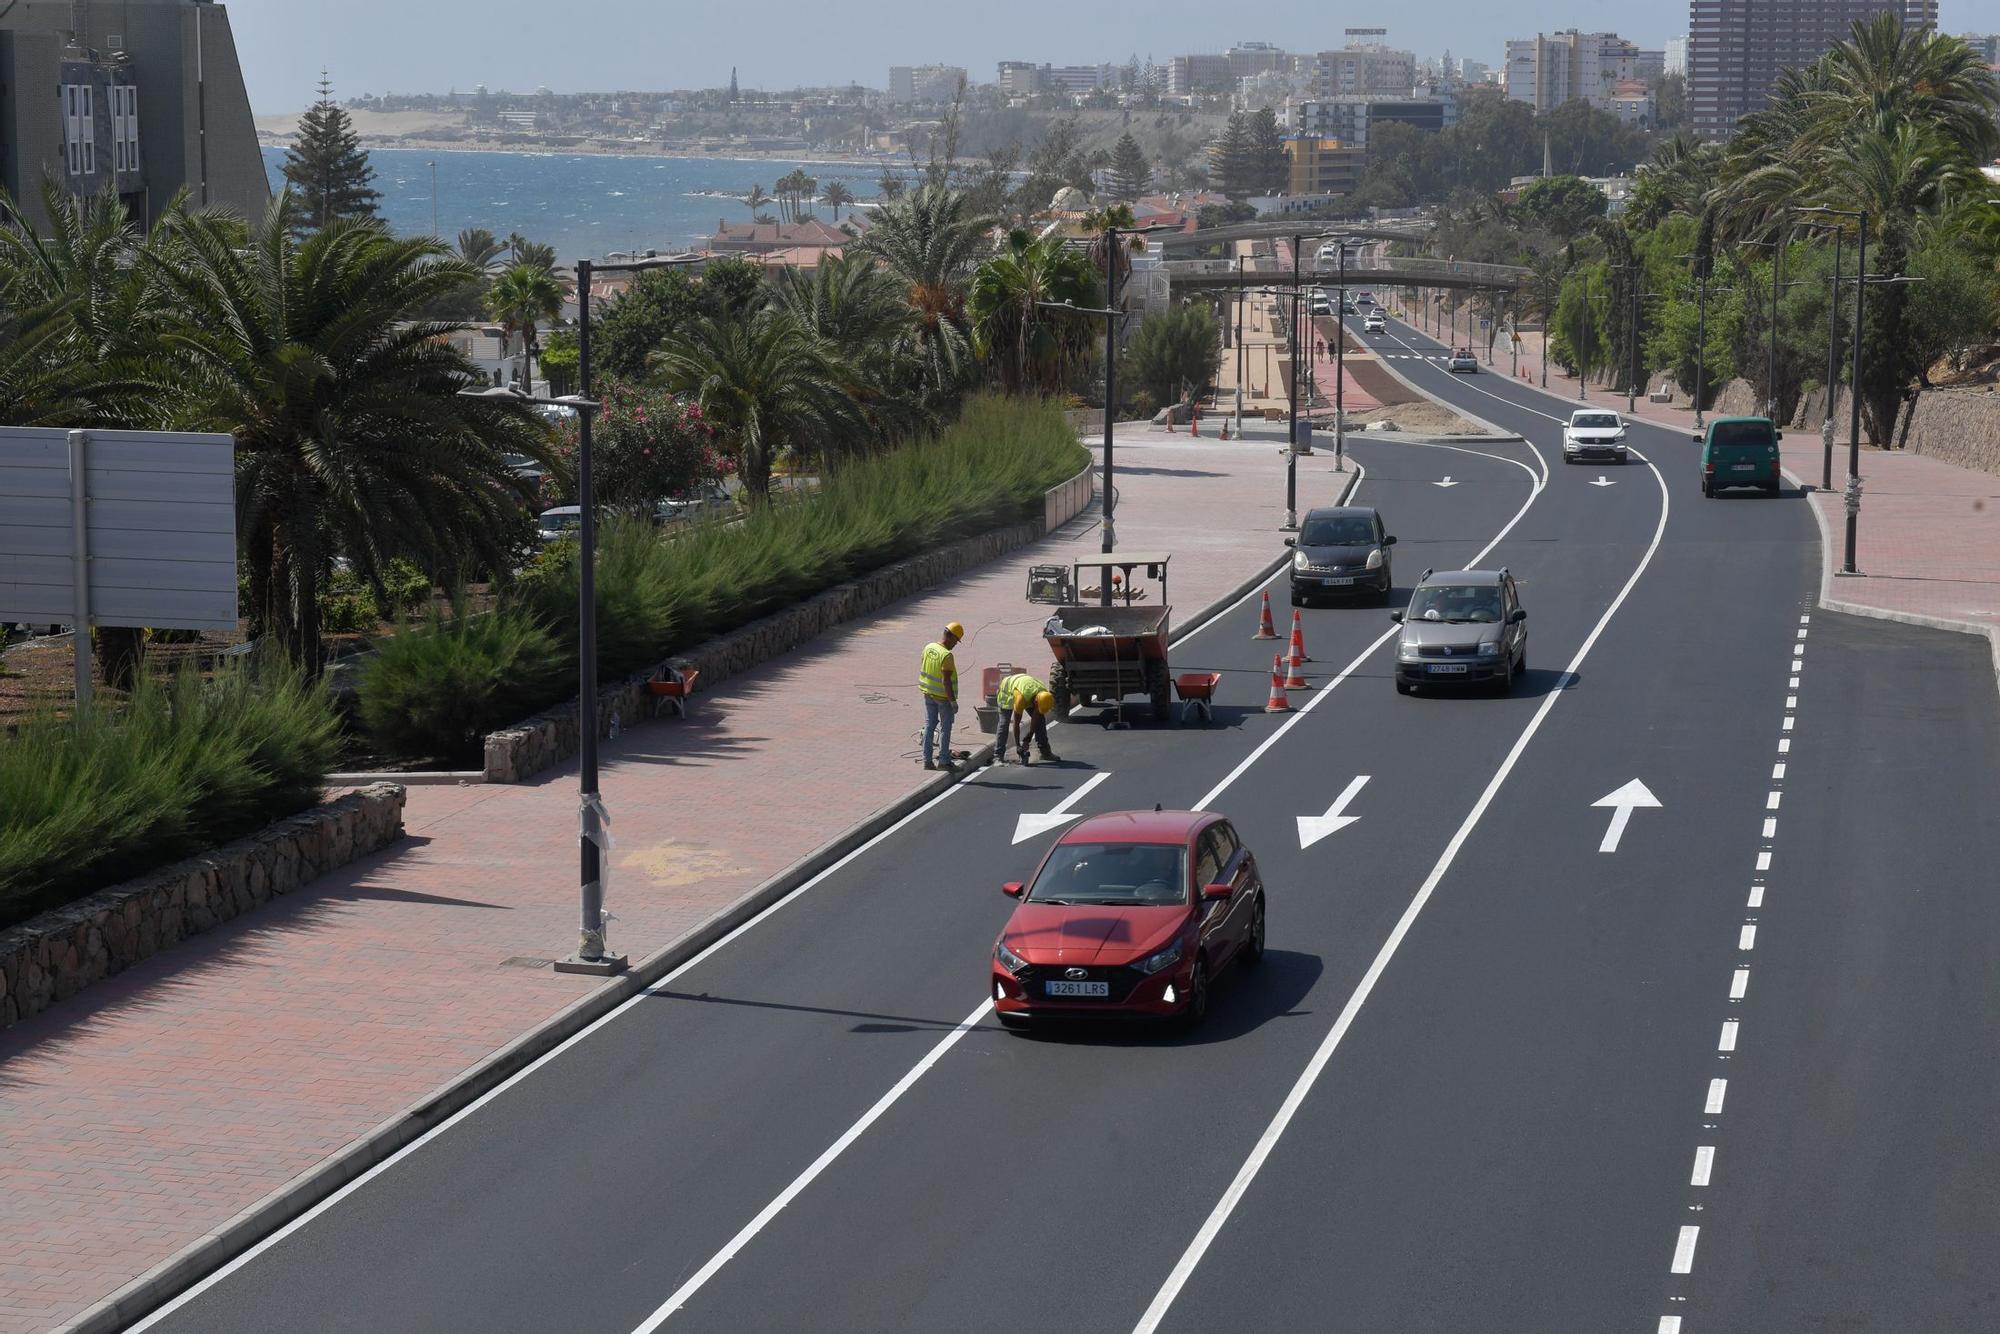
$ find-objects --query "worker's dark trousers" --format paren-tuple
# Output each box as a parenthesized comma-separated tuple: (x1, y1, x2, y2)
(999, 710, 1053, 760)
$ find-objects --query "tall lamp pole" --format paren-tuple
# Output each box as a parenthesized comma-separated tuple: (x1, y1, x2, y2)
(1037, 287, 1123, 602)
(1799, 221, 1844, 491)
(1799, 205, 1871, 574)
(1234, 251, 1245, 438)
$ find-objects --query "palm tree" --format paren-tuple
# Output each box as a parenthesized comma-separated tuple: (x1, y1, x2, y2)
(822, 179, 855, 221)
(147, 196, 554, 669)
(967, 229, 1101, 395)
(854, 184, 996, 404)
(771, 252, 929, 446)
(456, 226, 506, 273)
(650, 308, 864, 496)
(485, 261, 565, 390)
(744, 183, 772, 222)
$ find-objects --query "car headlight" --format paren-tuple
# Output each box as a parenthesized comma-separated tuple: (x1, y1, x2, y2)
(1293, 550, 1310, 570)
(1477, 640, 1502, 656)
(1135, 939, 1183, 976)
(1397, 642, 1422, 661)
(1365, 548, 1384, 571)
(995, 940, 1029, 975)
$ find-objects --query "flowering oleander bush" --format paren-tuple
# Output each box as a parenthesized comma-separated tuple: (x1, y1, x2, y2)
(543, 379, 731, 517)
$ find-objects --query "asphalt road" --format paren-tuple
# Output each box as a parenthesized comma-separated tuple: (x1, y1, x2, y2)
(135, 309, 2000, 1334)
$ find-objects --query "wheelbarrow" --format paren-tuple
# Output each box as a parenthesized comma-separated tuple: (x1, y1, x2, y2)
(1173, 671, 1223, 725)
(645, 665, 701, 718)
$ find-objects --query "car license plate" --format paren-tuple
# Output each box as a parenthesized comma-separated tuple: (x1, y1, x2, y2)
(1732, 464, 1756, 471)
(1324, 576, 1355, 586)
(1426, 664, 1469, 674)
(1045, 980, 1109, 997)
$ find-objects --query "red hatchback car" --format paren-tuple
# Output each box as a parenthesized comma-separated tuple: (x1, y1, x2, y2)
(991, 810, 1266, 1030)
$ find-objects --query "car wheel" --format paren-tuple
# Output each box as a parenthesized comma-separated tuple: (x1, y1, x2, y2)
(1180, 957, 1210, 1030)
(1766, 481, 1781, 496)
(1242, 895, 1266, 967)
(1700, 475, 1712, 498)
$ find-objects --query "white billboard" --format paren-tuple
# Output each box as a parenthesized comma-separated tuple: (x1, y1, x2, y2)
(0, 427, 238, 633)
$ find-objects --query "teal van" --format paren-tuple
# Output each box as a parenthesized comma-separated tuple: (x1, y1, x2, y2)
(1694, 416, 1783, 497)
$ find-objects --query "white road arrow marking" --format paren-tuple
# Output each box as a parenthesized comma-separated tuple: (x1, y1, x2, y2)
(1589, 475, 1617, 487)
(1012, 771, 1111, 844)
(1592, 778, 1662, 852)
(1297, 775, 1371, 849)
(1432, 476, 1460, 488)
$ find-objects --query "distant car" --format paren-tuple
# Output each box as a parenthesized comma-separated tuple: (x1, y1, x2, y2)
(655, 480, 734, 523)
(1364, 312, 1387, 334)
(1696, 416, 1783, 496)
(536, 505, 582, 545)
(991, 810, 1266, 1030)
(1356, 292, 1376, 306)
(1342, 300, 1360, 316)
(1289, 504, 1396, 605)
(1563, 409, 1630, 464)
(1447, 348, 1478, 373)
(1392, 568, 1528, 694)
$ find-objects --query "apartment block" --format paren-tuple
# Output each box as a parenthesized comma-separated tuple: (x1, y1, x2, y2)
(1311, 41, 1416, 100)
(1688, 0, 1939, 140)
(1294, 95, 1455, 151)
(1282, 136, 1366, 197)
(1166, 53, 1233, 96)
(1504, 30, 1661, 114)
(0, 0, 265, 230)
(887, 64, 965, 104)
(1665, 36, 1689, 77)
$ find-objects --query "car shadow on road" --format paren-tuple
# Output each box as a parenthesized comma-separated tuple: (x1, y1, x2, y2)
(645, 988, 972, 1034)
(998, 948, 1324, 1048)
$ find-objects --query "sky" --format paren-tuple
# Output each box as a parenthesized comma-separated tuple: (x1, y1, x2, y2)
(226, 0, 1986, 115)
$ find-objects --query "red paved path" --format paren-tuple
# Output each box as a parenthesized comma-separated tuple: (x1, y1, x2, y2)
(0, 434, 1313, 1332)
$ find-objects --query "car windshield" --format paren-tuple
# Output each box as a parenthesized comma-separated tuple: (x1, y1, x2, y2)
(539, 512, 581, 533)
(1408, 583, 1502, 623)
(1300, 515, 1376, 546)
(1712, 421, 1775, 447)
(1574, 414, 1620, 429)
(1027, 843, 1188, 906)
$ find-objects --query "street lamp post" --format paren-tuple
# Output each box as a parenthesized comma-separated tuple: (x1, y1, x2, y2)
(1739, 235, 1786, 421)
(1234, 252, 1245, 438)
(1675, 251, 1715, 430)
(1799, 221, 1844, 491)
(1578, 269, 1590, 401)
(1799, 205, 1871, 574)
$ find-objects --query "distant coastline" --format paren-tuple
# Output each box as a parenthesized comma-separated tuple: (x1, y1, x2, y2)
(257, 133, 893, 171)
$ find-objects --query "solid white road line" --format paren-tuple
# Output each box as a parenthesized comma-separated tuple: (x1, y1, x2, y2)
(1730, 968, 1750, 1000)
(629, 999, 995, 1331)
(1691, 1145, 1715, 1187)
(1718, 1020, 1740, 1052)
(1130, 432, 1670, 1334)
(1705, 1079, 1728, 1115)
(1192, 439, 1547, 812)
(1672, 1225, 1701, 1274)
(1739, 924, 1758, 950)
(127, 781, 982, 1331)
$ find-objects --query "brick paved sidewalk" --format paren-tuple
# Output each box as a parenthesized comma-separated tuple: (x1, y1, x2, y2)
(1503, 329, 2000, 657)
(0, 434, 1308, 1332)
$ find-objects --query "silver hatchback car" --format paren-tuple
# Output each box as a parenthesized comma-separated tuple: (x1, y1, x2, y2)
(1392, 568, 1528, 693)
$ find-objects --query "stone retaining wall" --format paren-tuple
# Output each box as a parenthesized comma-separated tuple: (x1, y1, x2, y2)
(483, 465, 1098, 784)
(1894, 388, 2000, 475)
(1, 783, 407, 1030)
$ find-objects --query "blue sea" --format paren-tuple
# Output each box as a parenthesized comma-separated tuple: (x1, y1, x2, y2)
(259, 146, 893, 262)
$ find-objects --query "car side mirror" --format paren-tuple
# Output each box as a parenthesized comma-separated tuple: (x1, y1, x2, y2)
(1202, 882, 1234, 901)
(1389, 610, 1404, 623)
(1002, 881, 1024, 898)
(1690, 433, 1704, 443)
(1283, 537, 1296, 547)
(1773, 430, 1784, 441)
(1509, 609, 1527, 624)
(1382, 535, 1397, 547)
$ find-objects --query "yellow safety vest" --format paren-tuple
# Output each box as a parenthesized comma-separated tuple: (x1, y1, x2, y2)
(919, 643, 955, 699)
(997, 673, 1047, 711)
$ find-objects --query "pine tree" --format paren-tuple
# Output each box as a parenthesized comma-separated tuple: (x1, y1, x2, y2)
(281, 74, 381, 228)
(729, 68, 740, 103)
(1108, 133, 1152, 200)
(1211, 114, 1255, 200)
(1249, 108, 1288, 195)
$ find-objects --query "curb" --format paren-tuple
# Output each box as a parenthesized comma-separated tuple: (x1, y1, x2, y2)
(1781, 465, 2000, 697)
(60, 503, 1313, 1334)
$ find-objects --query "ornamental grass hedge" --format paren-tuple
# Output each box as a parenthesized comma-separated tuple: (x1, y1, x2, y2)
(358, 393, 1087, 757)
(0, 663, 340, 929)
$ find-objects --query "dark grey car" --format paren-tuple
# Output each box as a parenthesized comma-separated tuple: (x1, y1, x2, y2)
(1288, 506, 1396, 606)
(1391, 568, 1528, 693)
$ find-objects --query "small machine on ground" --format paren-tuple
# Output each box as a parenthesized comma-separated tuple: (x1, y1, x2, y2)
(1028, 554, 1175, 722)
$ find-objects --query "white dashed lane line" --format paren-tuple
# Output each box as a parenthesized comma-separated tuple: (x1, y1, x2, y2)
(1658, 610, 1807, 1326)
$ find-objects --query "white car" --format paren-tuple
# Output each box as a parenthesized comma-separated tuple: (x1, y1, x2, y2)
(1364, 312, 1387, 333)
(1563, 409, 1630, 464)
(1447, 348, 1478, 373)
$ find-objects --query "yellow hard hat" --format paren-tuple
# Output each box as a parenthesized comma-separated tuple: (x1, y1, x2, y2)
(1035, 690, 1056, 715)
(944, 621, 965, 639)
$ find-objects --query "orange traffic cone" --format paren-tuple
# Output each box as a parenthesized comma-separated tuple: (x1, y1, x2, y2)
(1253, 591, 1278, 640)
(1264, 654, 1291, 713)
(1288, 609, 1310, 664)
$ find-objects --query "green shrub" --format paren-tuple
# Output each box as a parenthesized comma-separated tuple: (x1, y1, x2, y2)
(356, 607, 567, 761)
(0, 662, 340, 927)
(364, 394, 1087, 744)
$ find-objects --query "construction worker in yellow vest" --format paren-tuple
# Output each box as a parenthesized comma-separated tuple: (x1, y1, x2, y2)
(995, 671, 1061, 766)
(918, 622, 963, 771)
